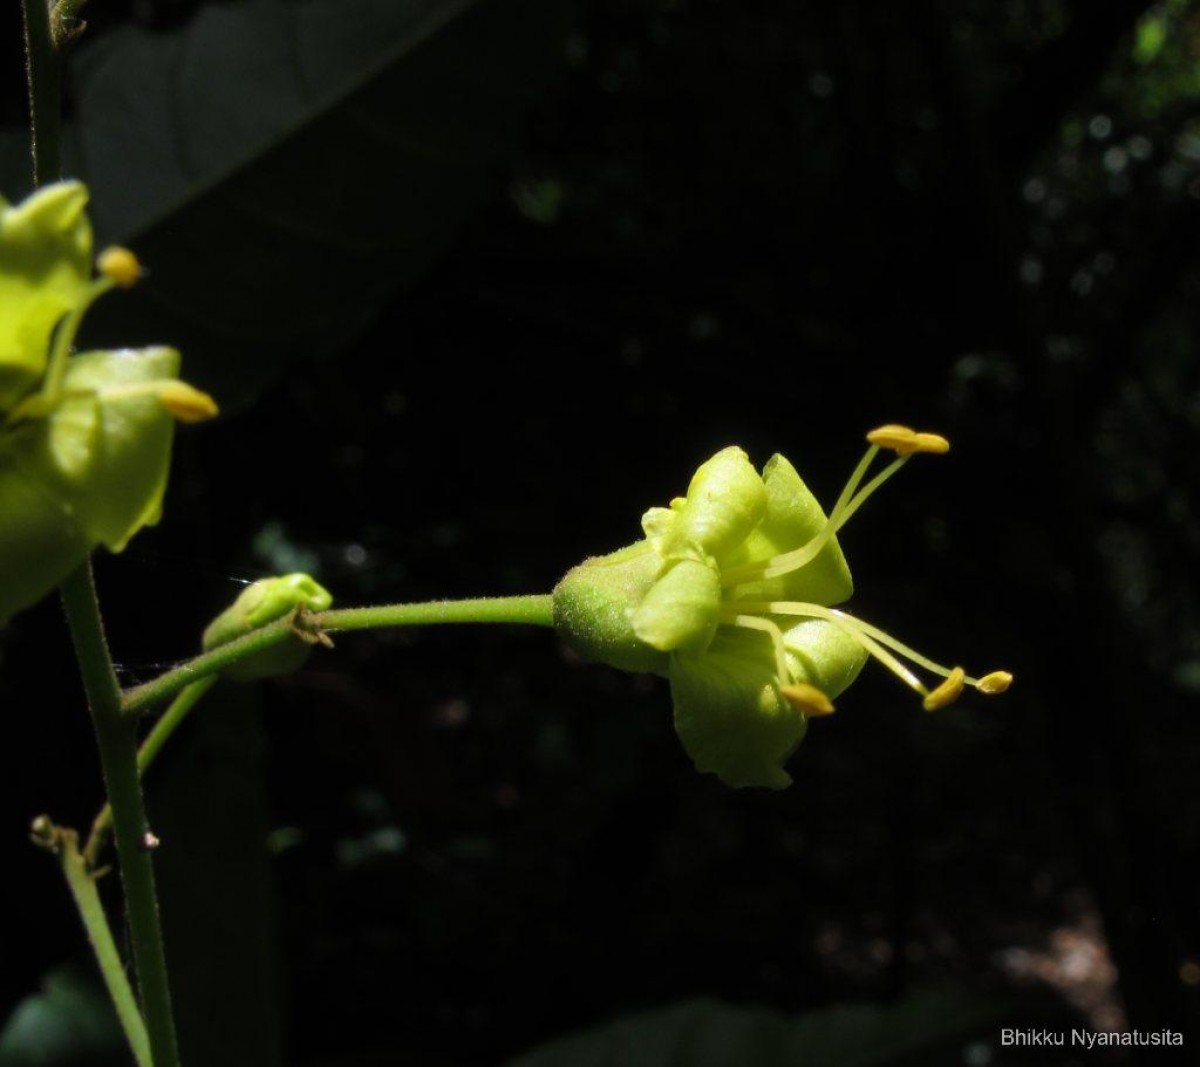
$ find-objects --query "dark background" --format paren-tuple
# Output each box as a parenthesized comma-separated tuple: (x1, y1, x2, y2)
(2, 0, 1199, 1064)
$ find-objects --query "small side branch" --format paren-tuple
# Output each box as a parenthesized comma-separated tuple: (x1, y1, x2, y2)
(61, 561, 180, 1067)
(31, 818, 152, 1067)
(121, 593, 556, 717)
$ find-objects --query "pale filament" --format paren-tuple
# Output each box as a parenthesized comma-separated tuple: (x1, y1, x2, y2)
(725, 612, 792, 685)
(720, 446, 910, 588)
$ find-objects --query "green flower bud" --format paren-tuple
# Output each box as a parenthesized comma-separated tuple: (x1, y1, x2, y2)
(202, 574, 333, 681)
(0, 182, 93, 410)
(555, 429, 1013, 789)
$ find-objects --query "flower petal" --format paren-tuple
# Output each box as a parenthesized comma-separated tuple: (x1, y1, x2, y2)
(0, 182, 94, 410)
(658, 446, 766, 562)
(0, 452, 90, 623)
(670, 628, 807, 789)
(631, 558, 721, 653)
(782, 617, 868, 697)
(724, 453, 854, 606)
(7, 347, 181, 552)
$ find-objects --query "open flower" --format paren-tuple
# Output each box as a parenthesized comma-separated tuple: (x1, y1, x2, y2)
(0, 181, 218, 623)
(554, 426, 1012, 789)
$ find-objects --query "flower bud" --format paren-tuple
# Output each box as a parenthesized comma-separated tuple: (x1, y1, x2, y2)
(202, 573, 333, 681)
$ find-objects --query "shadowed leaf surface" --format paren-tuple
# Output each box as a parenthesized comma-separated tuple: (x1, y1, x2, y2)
(66, 0, 566, 404)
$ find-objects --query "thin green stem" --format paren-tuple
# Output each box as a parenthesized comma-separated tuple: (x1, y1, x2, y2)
(86, 676, 217, 870)
(121, 594, 556, 718)
(20, 0, 62, 186)
(54, 829, 153, 1067)
(319, 594, 556, 632)
(61, 562, 180, 1067)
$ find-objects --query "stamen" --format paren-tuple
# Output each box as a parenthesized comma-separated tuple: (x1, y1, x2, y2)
(739, 600, 929, 695)
(725, 613, 792, 685)
(721, 443, 909, 587)
(837, 622, 927, 694)
(977, 670, 1013, 695)
(922, 667, 965, 711)
(912, 432, 950, 455)
(781, 683, 834, 717)
(829, 444, 880, 529)
(829, 609, 961, 680)
(821, 454, 908, 536)
(866, 424, 951, 456)
(731, 599, 1010, 709)
(156, 382, 219, 423)
(866, 424, 918, 451)
(97, 246, 143, 288)
(90, 380, 219, 423)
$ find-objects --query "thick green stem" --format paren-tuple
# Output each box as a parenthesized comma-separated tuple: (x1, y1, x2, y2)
(61, 562, 180, 1067)
(20, 0, 62, 186)
(122, 594, 555, 717)
(54, 829, 153, 1067)
(86, 677, 218, 870)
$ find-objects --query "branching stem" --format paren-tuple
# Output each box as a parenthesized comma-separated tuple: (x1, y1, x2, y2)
(61, 562, 180, 1067)
(86, 676, 218, 869)
(121, 594, 556, 717)
(44, 825, 154, 1067)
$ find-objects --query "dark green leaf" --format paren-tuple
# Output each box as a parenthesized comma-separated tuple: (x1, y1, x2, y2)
(507, 990, 1066, 1067)
(68, 0, 567, 405)
(0, 964, 129, 1066)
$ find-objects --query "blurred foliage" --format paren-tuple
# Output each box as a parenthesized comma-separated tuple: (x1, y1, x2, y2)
(508, 990, 1073, 1067)
(0, 965, 128, 1066)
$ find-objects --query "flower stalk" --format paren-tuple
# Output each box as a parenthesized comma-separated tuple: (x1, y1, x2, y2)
(122, 594, 557, 716)
(30, 817, 153, 1067)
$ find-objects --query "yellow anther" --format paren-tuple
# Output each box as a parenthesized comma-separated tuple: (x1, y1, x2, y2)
(910, 431, 950, 455)
(866, 424, 950, 456)
(96, 246, 142, 288)
(977, 670, 1013, 695)
(922, 666, 965, 711)
(157, 382, 219, 424)
(866, 424, 917, 451)
(781, 682, 835, 717)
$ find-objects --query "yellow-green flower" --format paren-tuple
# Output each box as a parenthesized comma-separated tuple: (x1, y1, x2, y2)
(0, 182, 218, 623)
(554, 426, 1012, 789)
